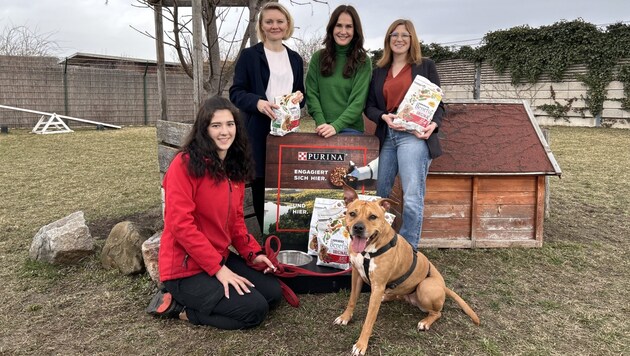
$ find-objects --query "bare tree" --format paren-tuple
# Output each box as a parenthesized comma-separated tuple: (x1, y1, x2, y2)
(292, 30, 323, 64)
(0, 24, 60, 56)
(136, 0, 328, 96)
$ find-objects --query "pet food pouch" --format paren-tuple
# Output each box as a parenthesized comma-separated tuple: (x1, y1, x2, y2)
(316, 212, 350, 270)
(269, 92, 301, 136)
(311, 195, 396, 270)
(307, 198, 345, 255)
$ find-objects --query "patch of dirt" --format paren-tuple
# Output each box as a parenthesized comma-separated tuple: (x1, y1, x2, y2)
(88, 205, 164, 240)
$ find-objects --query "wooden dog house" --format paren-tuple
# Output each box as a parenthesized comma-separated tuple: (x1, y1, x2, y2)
(387, 100, 562, 248)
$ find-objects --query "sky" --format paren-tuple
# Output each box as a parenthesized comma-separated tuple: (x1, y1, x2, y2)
(1, 0, 629, 61)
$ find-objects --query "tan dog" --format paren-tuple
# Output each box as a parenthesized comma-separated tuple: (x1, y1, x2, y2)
(335, 184, 480, 355)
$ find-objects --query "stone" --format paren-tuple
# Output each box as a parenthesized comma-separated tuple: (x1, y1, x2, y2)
(29, 211, 94, 264)
(101, 221, 151, 275)
(141, 231, 162, 283)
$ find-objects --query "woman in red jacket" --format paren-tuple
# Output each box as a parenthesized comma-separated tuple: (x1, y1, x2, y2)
(147, 96, 281, 329)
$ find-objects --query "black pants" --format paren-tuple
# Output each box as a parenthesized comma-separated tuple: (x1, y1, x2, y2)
(164, 253, 282, 330)
(251, 177, 265, 231)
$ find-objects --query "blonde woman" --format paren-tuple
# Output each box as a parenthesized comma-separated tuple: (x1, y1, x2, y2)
(230, 2, 305, 230)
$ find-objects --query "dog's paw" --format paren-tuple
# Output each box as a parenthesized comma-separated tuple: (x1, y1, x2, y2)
(333, 315, 351, 326)
(417, 321, 430, 331)
(352, 343, 367, 356)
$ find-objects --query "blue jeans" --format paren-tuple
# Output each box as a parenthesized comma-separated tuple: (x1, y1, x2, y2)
(377, 128, 431, 248)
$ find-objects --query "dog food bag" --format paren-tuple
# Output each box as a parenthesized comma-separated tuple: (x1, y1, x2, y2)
(307, 198, 345, 255)
(311, 195, 396, 270)
(316, 212, 350, 270)
(269, 92, 301, 136)
(393, 74, 444, 133)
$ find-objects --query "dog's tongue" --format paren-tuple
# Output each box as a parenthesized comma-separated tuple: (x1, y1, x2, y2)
(351, 236, 368, 253)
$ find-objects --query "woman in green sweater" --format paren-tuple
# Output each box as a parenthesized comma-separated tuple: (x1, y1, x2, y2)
(305, 5, 372, 138)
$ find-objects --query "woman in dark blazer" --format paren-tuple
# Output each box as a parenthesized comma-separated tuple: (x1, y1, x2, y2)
(229, 2, 305, 230)
(364, 19, 445, 249)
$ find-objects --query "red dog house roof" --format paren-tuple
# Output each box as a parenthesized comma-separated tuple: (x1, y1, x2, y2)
(430, 100, 562, 176)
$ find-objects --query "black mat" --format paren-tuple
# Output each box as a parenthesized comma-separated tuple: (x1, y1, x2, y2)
(278, 258, 370, 294)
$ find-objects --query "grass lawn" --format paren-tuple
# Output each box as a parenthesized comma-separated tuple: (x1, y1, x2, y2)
(0, 125, 628, 355)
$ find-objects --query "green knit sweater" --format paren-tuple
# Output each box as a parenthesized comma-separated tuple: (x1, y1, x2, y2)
(305, 44, 372, 133)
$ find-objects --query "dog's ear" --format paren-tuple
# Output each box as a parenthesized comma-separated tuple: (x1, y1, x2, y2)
(378, 198, 398, 211)
(342, 182, 359, 206)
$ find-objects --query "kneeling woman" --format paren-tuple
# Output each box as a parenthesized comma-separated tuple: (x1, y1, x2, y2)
(148, 96, 281, 329)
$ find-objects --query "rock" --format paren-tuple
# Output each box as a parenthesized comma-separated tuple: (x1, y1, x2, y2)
(141, 231, 162, 283)
(101, 221, 151, 275)
(29, 211, 94, 264)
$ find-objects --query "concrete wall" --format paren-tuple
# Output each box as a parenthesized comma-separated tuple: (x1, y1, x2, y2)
(436, 58, 630, 129)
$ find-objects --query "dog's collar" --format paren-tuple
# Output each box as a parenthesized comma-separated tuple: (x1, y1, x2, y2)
(362, 234, 397, 259)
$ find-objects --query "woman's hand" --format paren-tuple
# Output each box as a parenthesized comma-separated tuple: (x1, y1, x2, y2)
(215, 265, 254, 299)
(257, 99, 278, 119)
(381, 113, 406, 131)
(252, 254, 278, 274)
(410, 121, 437, 140)
(316, 123, 337, 138)
(291, 90, 304, 104)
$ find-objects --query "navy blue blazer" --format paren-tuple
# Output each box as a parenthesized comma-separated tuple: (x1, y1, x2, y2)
(364, 58, 444, 159)
(229, 42, 305, 178)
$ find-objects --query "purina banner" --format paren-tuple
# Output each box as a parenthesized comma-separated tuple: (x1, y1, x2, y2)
(264, 133, 380, 251)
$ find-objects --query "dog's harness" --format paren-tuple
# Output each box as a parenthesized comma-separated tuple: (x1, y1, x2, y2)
(362, 234, 422, 289)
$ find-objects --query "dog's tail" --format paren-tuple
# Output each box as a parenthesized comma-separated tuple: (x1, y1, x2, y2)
(445, 288, 480, 325)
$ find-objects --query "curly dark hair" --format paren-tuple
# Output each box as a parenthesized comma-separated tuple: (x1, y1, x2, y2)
(320, 5, 367, 78)
(180, 96, 254, 183)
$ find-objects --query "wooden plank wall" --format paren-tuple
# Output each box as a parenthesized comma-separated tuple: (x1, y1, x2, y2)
(155, 120, 262, 240)
(392, 175, 544, 249)
(423, 176, 473, 247)
(474, 176, 539, 247)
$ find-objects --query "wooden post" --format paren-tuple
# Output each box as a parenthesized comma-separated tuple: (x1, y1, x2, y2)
(192, 0, 204, 111)
(154, 4, 168, 121)
(470, 176, 479, 248)
(535, 176, 546, 246)
(248, 0, 260, 45)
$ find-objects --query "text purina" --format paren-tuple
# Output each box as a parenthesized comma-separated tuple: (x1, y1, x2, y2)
(304, 152, 345, 161)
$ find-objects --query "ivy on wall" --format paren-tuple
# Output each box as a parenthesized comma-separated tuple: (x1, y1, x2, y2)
(538, 85, 577, 121)
(410, 19, 630, 118)
(617, 65, 630, 111)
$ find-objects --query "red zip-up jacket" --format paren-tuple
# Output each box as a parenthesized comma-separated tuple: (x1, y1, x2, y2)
(159, 152, 262, 282)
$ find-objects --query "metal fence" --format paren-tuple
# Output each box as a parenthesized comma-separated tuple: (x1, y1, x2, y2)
(0, 55, 194, 128)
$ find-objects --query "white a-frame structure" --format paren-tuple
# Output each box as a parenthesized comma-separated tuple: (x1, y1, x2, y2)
(0, 104, 121, 134)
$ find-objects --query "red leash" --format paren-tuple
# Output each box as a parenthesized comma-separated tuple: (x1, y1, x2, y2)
(248, 235, 352, 307)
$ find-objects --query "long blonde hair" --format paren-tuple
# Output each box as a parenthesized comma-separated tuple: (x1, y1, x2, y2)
(256, 2, 295, 42)
(376, 19, 422, 68)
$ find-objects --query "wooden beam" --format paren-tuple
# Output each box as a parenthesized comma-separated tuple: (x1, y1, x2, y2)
(153, 4, 168, 121)
(470, 176, 479, 248)
(192, 0, 204, 111)
(535, 176, 546, 243)
(148, 0, 249, 7)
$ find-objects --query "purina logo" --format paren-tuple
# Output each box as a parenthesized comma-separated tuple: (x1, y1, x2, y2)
(297, 152, 346, 161)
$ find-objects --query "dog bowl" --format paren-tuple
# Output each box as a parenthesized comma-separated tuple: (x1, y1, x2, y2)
(277, 250, 312, 266)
